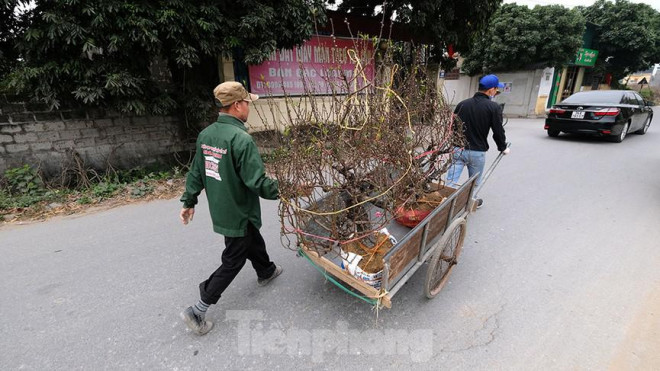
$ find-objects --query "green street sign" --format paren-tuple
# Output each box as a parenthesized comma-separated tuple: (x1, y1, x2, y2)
(575, 48, 598, 67)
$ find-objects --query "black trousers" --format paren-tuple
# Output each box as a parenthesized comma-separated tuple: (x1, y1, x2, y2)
(199, 222, 276, 305)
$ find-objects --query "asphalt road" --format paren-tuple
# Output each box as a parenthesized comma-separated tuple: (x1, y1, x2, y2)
(2, 110, 659, 370)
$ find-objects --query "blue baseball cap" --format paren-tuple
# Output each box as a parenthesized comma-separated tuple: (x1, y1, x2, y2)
(479, 74, 504, 90)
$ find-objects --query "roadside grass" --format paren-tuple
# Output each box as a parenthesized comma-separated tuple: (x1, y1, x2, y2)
(1, 164, 187, 223)
(0, 134, 279, 224)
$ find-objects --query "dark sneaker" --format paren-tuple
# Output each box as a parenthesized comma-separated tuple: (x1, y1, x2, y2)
(476, 198, 484, 209)
(180, 306, 214, 336)
(257, 265, 283, 287)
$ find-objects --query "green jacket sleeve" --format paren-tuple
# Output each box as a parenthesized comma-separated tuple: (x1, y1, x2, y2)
(236, 137, 279, 200)
(180, 140, 205, 208)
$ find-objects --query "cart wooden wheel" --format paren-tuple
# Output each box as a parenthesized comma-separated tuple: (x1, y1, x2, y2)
(424, 218, 467, 299)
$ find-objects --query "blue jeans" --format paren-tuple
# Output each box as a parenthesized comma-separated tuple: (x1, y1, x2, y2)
(446, 148, 486, 188)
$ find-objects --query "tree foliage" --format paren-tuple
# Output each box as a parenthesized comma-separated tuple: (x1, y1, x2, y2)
(580, 0, 660, 82)
(328, 0, 502, 68)
(462, 4, 585, 75)
(1, 0, 30, 80)
(2, 0, 325, 117)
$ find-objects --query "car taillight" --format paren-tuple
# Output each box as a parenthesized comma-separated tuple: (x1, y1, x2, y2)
(549, 108, 565, 114)
(594, 108, 620, 116)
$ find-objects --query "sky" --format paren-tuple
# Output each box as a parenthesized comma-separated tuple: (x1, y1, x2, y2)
(503, 0, 660, 10)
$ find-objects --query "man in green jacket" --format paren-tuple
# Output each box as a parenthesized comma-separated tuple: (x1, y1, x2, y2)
(179, 81, 282, 336)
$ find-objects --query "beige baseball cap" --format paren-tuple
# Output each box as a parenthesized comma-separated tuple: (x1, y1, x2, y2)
(213, 81, 259, 107)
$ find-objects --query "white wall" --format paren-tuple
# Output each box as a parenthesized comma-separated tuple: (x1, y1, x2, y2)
(439, 69, 545, 117)
(439, 75, 476, 106)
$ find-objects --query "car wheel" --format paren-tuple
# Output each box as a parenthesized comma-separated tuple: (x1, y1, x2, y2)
(547, 129, 560, 137)
(611, 122, 629, 143)
(635, 115, 652, 135)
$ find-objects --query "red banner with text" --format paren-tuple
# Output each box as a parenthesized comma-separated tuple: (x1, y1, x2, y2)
(248, 36, 375, 96)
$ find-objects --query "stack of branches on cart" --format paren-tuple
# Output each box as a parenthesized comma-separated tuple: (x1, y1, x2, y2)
(256, 37, 466, 255)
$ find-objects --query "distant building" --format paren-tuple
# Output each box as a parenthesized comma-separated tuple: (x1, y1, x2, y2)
(623, 64, 659, 86)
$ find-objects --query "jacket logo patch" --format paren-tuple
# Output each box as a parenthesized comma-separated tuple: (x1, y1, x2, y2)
(201, 144, 227, 159)
(201, 144, 226, 181)
(205, 160, 221, 181)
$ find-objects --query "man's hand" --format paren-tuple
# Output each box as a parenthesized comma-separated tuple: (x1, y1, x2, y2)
(502, 148, 511, 155)
(180, 208, 195, 225)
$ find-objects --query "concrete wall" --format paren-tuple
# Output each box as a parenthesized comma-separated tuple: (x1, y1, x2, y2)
(439, 69, 545, 117)
(247, 95, 342, 132)
(0, 100, 189, 177)
(440, 75, 475, 106)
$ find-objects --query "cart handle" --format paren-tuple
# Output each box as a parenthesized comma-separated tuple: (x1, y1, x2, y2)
(472, 142, 511, 199)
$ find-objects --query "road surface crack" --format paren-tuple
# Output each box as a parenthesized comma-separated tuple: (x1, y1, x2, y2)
(438, 302, 506, 353)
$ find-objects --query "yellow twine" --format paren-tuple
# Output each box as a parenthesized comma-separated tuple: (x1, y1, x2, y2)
(337, 49, 414, 135)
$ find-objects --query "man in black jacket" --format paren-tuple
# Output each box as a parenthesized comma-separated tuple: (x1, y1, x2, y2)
(446, 74, 510, 208)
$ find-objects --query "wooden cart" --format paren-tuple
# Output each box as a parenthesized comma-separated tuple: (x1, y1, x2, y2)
(297, 144, 510, 308)
(298, 173, 478, 308)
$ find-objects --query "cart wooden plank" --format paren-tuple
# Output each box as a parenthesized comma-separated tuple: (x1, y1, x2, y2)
(301, 247, 392, 308)
(451, 186, 471, 219)
(386, 227, 424, 286)
(424, 205, 451, 249)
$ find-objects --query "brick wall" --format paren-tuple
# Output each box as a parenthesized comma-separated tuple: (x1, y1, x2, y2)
(0, 101, 192, 177)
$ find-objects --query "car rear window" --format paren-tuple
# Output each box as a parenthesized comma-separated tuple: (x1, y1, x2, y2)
(562, 91, 624, 104)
